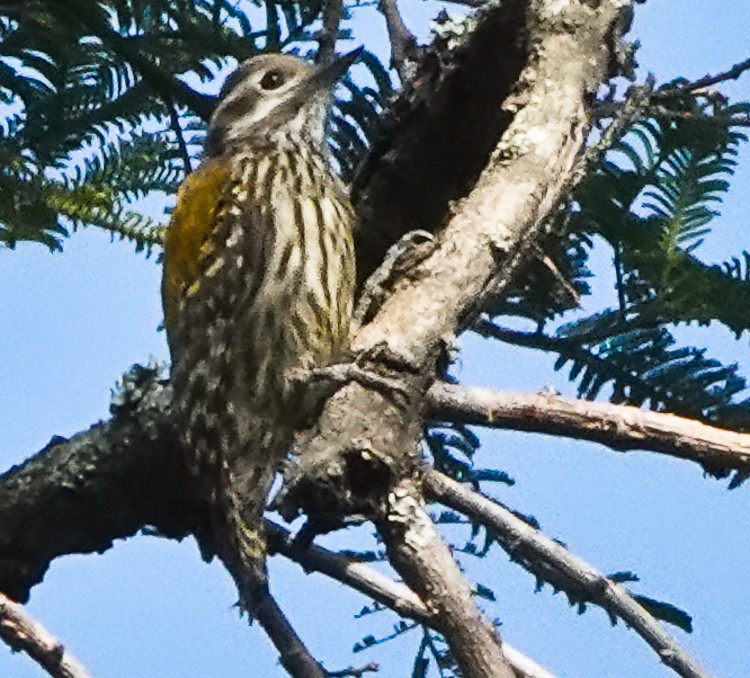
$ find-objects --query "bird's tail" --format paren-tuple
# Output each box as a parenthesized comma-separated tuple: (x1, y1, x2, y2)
(214, 457, 274, 617)
(217, 461, 328, 675)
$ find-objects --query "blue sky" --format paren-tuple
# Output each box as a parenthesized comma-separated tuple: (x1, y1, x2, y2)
(1, 1, 749, 676)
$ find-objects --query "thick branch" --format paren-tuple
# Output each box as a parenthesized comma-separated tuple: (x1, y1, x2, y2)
(352, 0, 623, 368)
(427, 382, 750, 475)
(424, 471, 709, 678)
(0, 372, 194, 603)
(0, 592, 91, 678)
(281, 2, 637, 676)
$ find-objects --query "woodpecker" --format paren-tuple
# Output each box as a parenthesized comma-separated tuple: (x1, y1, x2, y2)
(161, 49, 360, 611)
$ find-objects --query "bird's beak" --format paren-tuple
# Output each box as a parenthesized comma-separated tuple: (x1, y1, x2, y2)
(300, 46, 365, 95)
(266, 47, 364, 136)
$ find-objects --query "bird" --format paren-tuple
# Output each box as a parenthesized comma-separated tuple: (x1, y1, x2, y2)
(161, 48, 361, 613)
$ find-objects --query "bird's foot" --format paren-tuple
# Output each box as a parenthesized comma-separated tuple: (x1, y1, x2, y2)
(353, 229, 436, 328)
(290, 361, 409, 405)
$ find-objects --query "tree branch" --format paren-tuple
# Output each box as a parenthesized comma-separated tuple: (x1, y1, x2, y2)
(657, 54, 750, 95)
(250, 586, 327, 678)
(426, 382, 750, 476)
(424, 470, 710, 678)
(351, 0, 620, 367)
(326, 664, 379, 677)
(0, 423, 550, 678)
(280, 2, 638, 675)
(59, 3, 217, 121)
(0, 591, 91, 678)
(502, 647, 556, 678)
(440, 0, 485, 6)
(266, 521, 431, 624)
(167, 98, 193, 175)
(317, 0, 342, 65)
(1, 2, 642, 676)
(377, 479, 514, 678)
(377, 0, 419, 83)
(0, 368, 193, 604)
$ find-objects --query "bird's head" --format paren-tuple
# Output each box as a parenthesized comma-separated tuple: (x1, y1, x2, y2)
(205, 48, 363, 157)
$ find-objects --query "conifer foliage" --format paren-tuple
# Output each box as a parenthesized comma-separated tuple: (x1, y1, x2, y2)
(0, 0, 389, 252)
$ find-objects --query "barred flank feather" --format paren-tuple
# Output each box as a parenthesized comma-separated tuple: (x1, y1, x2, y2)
(161, 53, 357, 613)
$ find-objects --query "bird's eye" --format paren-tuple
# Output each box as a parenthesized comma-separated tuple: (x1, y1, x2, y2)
(260, 70, 284, 90)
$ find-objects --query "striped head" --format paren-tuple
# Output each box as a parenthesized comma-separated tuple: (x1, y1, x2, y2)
(205, 48, 363, 157)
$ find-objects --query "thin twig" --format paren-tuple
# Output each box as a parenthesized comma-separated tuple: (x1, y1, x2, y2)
(613, 242, 626, 315)
(473, 320, 609, 363)
(646, 104, 750, 127)
(423, 471, 710, 678)
(586, 78, 655, 172)
(62, 4, 216, 120)
(377, 0, 418, 82)
(425, 630, 451, 678)
(0, 592, 91, 678)
(595, 97, 750, 128)
(317, 0, 342, 65)
(326, 663, 379, 676)
(426, 382, 750, 474)
(657, 55, 750, 95)
(167, 97, 193, 174)
(440, 0, 485, 5)
(592, 57, 750, 142)
(251, 583, 327, 678)
(265, 520, 432, 624)
(411, 631, 430, 677)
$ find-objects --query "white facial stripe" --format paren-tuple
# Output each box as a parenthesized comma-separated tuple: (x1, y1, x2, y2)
(219, 77, 300, 143)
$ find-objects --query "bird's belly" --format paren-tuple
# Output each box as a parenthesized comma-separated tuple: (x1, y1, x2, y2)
(232, 264, 349, 418)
